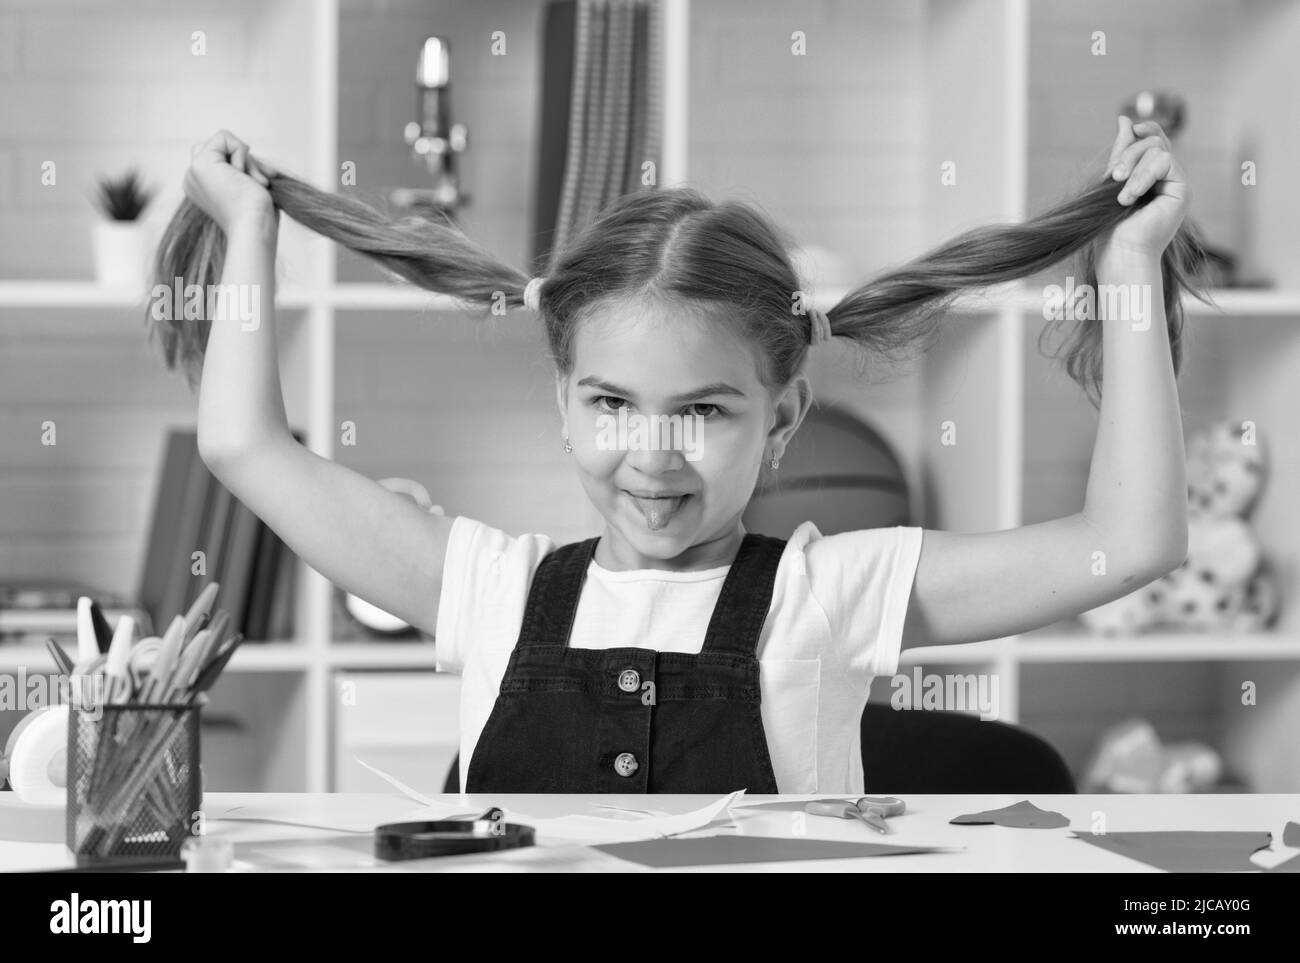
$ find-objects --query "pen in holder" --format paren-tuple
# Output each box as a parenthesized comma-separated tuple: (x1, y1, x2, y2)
(66, 702, 202, 870)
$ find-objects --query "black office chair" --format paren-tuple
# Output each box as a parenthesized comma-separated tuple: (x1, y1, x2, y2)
(861, 703, 1075, 793)
(441, 708, 1074, 793)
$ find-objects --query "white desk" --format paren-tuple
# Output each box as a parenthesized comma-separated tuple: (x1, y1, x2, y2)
(3, 793, 1297, 872)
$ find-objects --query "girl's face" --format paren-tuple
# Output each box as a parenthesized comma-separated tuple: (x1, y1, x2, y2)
(557, 300, 810, 572)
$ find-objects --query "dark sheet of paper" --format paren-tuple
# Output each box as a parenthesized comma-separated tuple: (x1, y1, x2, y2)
(950, 800, 1070, 829)
(1283, 820, 1300, 847)
(593, 835, 951, 868)
(1071, 831, 1272, 873)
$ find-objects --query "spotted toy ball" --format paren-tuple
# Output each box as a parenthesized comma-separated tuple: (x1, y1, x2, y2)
(1079, 585, 1163, 636)
(1186, 514, 1260, 587)
(1226, 565, 1281, 632)
(1141, 576, 1175, 624)
(1186, 419, 1267, 518)
(1162, 563, 1241, 631)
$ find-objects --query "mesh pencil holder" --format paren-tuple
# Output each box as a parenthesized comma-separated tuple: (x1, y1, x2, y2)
(66, 703, 202, 870)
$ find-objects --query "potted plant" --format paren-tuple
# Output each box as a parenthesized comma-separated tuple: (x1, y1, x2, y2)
(91, 168, 156, 286)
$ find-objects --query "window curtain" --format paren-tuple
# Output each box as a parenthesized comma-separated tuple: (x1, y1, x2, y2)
(532, 0, 661, 271)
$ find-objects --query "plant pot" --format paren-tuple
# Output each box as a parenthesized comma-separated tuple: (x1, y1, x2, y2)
(91, 220, 149, 287)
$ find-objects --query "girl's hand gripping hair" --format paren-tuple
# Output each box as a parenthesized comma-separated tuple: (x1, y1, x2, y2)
(183, 129, 279, 233)
(1102, 115, 1193, 262)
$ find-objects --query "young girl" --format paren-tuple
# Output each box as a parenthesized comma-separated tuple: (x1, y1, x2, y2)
(156, 116, 1202, 794)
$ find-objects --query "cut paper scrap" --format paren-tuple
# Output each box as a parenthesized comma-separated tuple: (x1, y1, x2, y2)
(731, 797, 849, 813)
(950, 800, 1070, 829)
(354, 756, 439, 807)
(593, 835, 958, 868)
(589, 804, 674, 818)
(1071, 831, 1273, 873)
(1265, 853, 1300, 873)
(211, 798, 476, 835)
(210, 764, 476, 835)
(505, 790, 745, 845)
(212, 812, 374, 834)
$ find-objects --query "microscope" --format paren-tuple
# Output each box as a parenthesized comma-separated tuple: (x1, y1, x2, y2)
(389, 37, 471, 223)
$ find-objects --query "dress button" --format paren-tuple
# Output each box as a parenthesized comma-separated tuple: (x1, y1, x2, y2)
(614, 752, 639, 778)
(617, 668, 640, 693)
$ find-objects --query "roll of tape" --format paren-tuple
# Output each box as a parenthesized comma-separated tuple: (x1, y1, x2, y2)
(5, 703, 48, 761)
(9, 705, 68, 806)
(374, 810, 535, 861)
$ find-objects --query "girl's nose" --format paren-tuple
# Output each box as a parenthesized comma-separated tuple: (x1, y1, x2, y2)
(625, 444, 687, 474)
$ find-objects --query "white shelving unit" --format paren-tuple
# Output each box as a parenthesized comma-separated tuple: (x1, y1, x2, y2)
(676, 0, 1300, 792)
(4, 0, 1298, 792)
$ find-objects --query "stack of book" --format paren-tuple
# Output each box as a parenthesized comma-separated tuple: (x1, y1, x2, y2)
(136, 429, 297, 643)
(0, 429, 296, 646)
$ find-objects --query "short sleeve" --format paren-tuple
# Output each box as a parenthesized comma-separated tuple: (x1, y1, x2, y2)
(433, 516, 556, 674)
(800, 524, 924, 679)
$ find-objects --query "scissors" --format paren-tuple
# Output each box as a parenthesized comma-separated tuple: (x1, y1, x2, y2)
(805, 796, 906, 834)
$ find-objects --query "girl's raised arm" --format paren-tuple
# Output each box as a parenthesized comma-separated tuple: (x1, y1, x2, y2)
(186, 132, 452, 637)
(900, 118, 1191, 649)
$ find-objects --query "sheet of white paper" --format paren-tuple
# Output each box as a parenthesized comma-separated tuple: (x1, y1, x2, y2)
(506, 790, 746, 844)
(730, 795, 829, 810)
(211, 792, 473, 835)
(589, 804, 674, 818)
(354, 756, 441, 807)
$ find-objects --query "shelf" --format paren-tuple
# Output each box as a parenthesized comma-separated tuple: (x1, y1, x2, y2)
(327, 284, 467, 312)
(0, 280, 317, 310)
(899, 641, 1005, 665)
(0, 640, 310, 674)
(818, 283, 1300, 317)
(328, 643, 439, 669)
(0, 641, 449, 674)
(0, 281, 153, 309)
(0, 280, 478, 313)
(900, 631, 1300, 664)
(1012, 631, 1300, 663)
(226, 642, 316, 671)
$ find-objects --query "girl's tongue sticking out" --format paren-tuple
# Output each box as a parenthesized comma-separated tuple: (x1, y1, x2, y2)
(626, 492, 690, 531)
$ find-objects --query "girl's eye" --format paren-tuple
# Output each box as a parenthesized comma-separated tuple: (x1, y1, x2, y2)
(590, 397, 723, 418)
(685, 403, 722, 419)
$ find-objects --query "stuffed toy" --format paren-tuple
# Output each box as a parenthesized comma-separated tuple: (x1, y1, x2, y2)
(1083, 718, 1223, 793)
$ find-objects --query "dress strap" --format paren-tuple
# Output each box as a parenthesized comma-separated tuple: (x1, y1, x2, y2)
(699, 533, 787, 657)
(515, 537, 600, 648)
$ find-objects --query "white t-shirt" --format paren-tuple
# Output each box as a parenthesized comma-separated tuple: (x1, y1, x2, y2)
(434, 516, 924, 794)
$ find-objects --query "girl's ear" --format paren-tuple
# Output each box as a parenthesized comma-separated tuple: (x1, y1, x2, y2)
(766, 375, 813, 456)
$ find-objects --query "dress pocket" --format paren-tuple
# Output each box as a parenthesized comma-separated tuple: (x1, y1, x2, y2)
(758, 658, 821, 793)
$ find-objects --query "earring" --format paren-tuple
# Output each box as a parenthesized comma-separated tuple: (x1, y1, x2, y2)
(563, 436, 573, 454)
(769, 454, 780, 470)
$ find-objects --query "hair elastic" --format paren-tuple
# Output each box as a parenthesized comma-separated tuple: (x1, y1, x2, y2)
(808, 306, 833, 346)
(522, 276, 545, 312)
